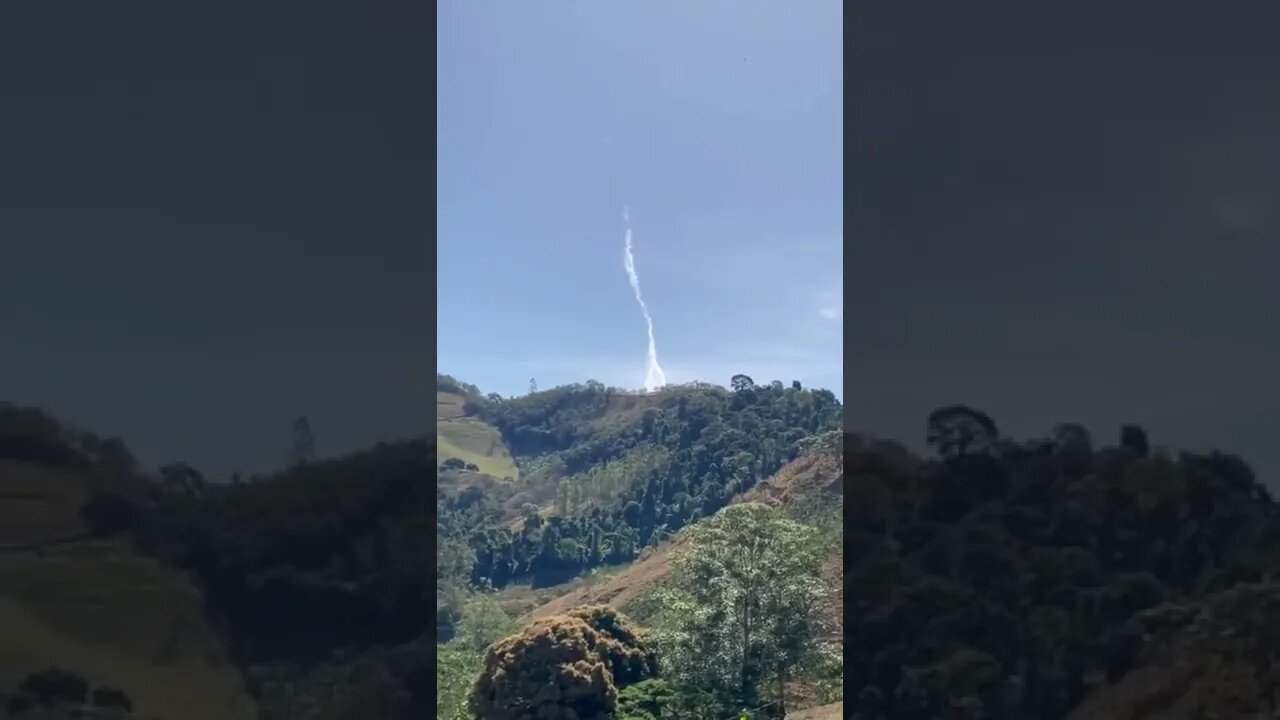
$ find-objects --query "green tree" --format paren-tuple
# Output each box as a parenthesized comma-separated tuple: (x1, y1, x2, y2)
(437, 645, 484, 720)
(616, 679, 740, 720)
(1120, 423, 1150, 457)
(456, 594, 517, 652)
(649, 503, 829, 708)
(925, 404, 999, 459)
(468, 606, 656, 720)
(290, 415, 316, 466)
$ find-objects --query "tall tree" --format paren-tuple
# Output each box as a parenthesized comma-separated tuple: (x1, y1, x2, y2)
(649, 503, 829, 709)
(290, 415, 315, 467)
(926, 404, 1000, 459)
(1120, 423, 1150, 457)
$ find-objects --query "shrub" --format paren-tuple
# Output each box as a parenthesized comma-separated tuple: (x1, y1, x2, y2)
(91, 687, 134, 712)
(468, 606, 656, 720)
(19, 668, 88, 705)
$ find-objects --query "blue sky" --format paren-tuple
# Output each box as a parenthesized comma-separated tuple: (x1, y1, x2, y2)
(438, 1, 842, 399)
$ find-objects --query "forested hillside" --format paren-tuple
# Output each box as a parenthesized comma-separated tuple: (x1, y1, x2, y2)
(437, 377, 842, 611)
(433, 376, 846, 720)
(843, 405, 1280, 719)
(0, 376, 845, 720)
(6, 388, 1280, 719)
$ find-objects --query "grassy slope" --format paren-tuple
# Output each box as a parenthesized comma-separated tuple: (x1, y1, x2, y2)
(0, 461, 88, 547)
(788, 701, 844, 719)
(436, 391, 519, 481)
(0, 460, 256, 720)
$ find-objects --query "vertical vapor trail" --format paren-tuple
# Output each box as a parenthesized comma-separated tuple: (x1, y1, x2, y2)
(622, 206, 667, 392)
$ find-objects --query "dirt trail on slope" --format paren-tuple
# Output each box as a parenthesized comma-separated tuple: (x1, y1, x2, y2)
(523, 540, 680, 622)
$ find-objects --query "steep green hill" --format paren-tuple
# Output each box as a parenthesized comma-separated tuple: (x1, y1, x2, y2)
(435, 377, 844, 718)
(523, 430, 843, 634)
(438, 378, 842, 590)
(436, 389, 518, 482)
(0, 459, 256, 720)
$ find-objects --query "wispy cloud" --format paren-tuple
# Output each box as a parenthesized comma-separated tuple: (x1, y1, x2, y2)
(817, 287, 842, 320)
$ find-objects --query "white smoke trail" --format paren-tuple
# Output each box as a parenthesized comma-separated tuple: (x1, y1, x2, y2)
(622, 206, 667, 392)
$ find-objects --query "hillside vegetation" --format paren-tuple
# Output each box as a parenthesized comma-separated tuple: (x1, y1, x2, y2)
(436, 377, 518, 481)
(843, 406, 1280, 719)
(0, 452, 256, 720)
(0, 403, 437, 719)
(435, 375, 845, 719)
(2, 374, 844, 719)
(8, 382, 1280, 719)
(521, 432, 843, 634)
(1064, 583, 1280, 720)
(438, 376, 841, 589)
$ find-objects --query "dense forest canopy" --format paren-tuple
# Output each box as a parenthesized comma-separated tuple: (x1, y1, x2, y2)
(844, 404, 1280, 719)
(438, 379, 842, 614)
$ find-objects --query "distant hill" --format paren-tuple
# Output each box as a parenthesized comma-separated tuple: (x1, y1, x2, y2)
(436, 379, 518, 482)
(0, 459, 256, 720)
(0, 402, 434, 719)
(0, 459, 88, 547)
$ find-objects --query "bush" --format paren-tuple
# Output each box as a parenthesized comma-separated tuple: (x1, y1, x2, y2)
(563, 605, 658, 685)
(80, 493, 140, 536)
(91, 687, 134, 711)
(617, 679, 740, 720)
(19, 668, 88, 705)
(469, 606, 656, 720)
(5, 695, 32, 714)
